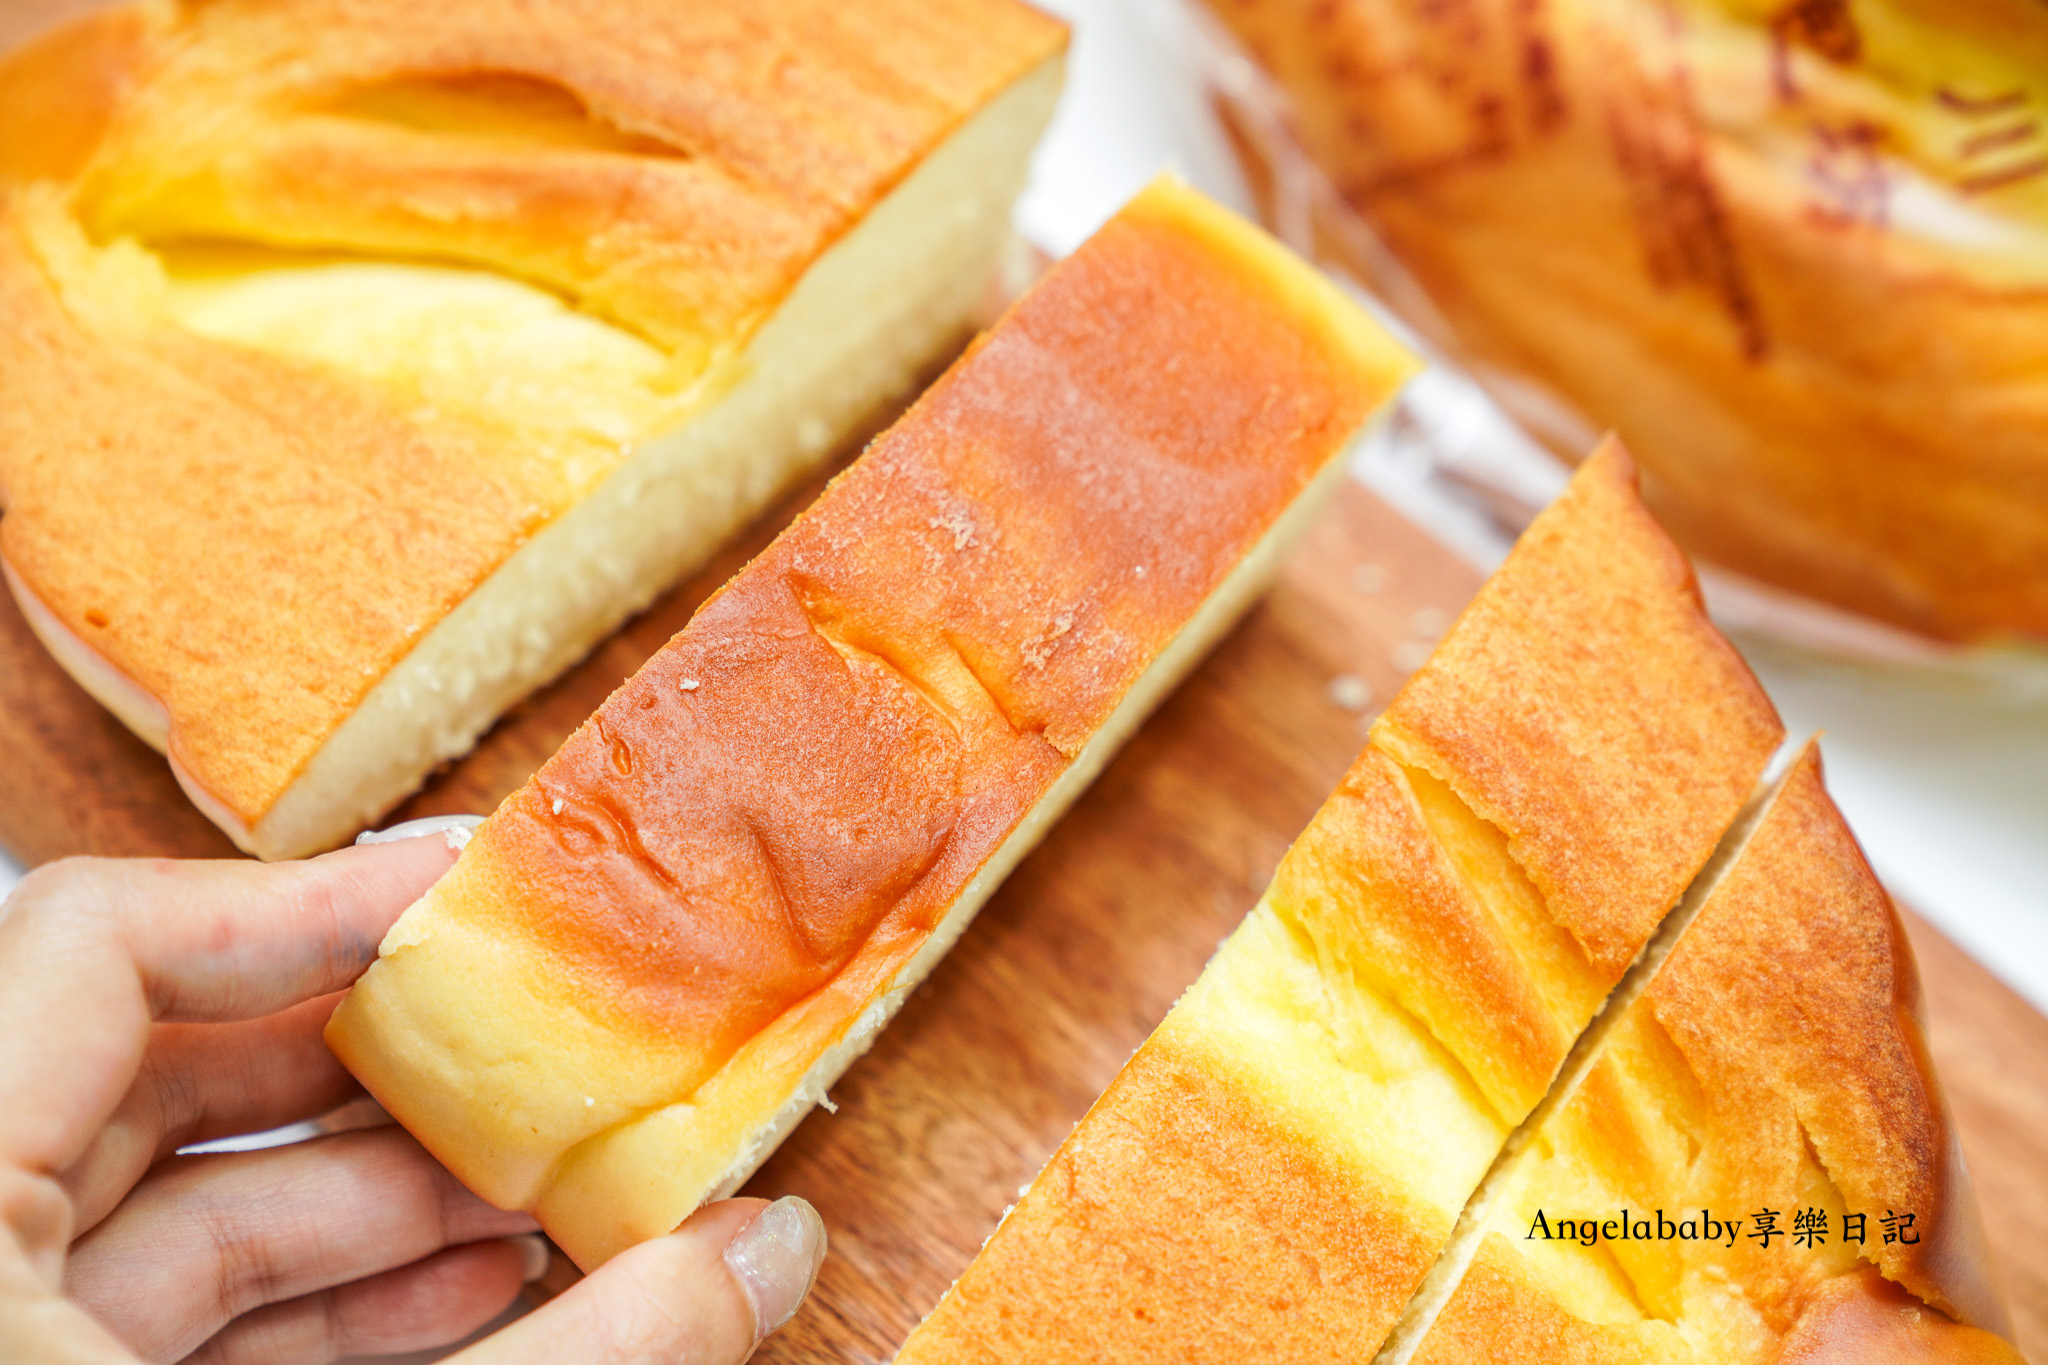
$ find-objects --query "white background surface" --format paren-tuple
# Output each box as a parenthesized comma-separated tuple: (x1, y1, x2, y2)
(4, 0, 2045, 1016)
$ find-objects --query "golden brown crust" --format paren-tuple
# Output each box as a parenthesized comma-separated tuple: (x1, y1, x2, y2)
(1374, 439, 1784, 978)
(1205, 0, 2048, 644)
(325, 178, 1418, 1262)
(0, 0, 1065, 827)
(1271, 747, 1573, 1124)
(0, 196, 532, 825)
(1411, 1235, 1675, 1365)
(69, 0, 1066, 357)
(902, 1030, 1443, 1363)
(402, 176, 1397, 1083)
(897, 435, 1789, 1361)
(1411, 746, 2022, 1361)
(1648, 748, 2008, 1332)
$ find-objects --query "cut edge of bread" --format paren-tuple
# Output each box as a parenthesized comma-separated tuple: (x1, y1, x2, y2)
(5, 52, 1065, 860)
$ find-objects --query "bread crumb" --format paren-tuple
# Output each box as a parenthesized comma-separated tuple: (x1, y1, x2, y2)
(1327, 673, 1373, 712)
(819, 1094, 839, 1114)
(680, 677, 701, 692)
(1021, 611, 1075, 669)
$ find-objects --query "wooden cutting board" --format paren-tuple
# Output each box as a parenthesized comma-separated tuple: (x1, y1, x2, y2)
(3, 474, 2044, 1361)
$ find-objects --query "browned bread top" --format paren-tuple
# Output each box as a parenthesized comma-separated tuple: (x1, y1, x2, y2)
(6, 0, 1067, 360)
(0, 199, 529, 825)
(1647, 748, 2007, 1331)
(1374, 440, 1783, 977)
(1412, 745, 2021, 1362)
(0, 0, 1064, 828)
(896, 441, 1787, 1361)
(898, 1020, 1447, 1364)
(1201, 0, 2048, 644)
(427, 179, 1402, 1091)
(323, 179, 1419, 1263)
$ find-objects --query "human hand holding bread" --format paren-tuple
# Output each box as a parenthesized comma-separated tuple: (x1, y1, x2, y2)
(0, 829, 824, 1365)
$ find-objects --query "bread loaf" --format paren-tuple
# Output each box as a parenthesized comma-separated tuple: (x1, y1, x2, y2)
(1200, 0, 2048, 646)
(893, 442, 1790, 1360)
(0, 0, 1066, 858)
(324, 178, 1419, 1270)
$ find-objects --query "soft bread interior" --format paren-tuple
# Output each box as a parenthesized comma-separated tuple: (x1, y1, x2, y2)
(530, 423, 1371, 1266)
(9, 55, 1063, 859)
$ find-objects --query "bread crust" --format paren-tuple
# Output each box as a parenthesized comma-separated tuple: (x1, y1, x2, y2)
(1648, 748, 2009, 1334)
(0, 0, 1065, 831)
(1277, 748, 1575, 1125)
(1373, 440, 1784, 978)
(900, 1026, 1448, 1363)
(324, 178, 1419, 1268)
(896, 442, 1785, 1360)
(1411, 746, 2023, 1362)
(1203, 0, 2048, 644)
(1773, 1269, 2026, 1365)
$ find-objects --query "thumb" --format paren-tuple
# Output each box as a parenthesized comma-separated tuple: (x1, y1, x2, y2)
(452, 1197, 826, 1364)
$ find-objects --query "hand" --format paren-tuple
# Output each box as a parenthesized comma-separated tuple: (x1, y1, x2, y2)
(0, 824, 827, 1364)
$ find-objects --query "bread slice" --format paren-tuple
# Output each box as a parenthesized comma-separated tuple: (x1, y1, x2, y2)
(0, 0, 1066, 859)
(323, 178, 1420, 1269)
(892, 440, 1785, 1361)
(1402, 742, 2023, 1365)
(1199, 0, 2048, 645)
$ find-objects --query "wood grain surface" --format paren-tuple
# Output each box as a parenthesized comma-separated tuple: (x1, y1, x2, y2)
(3, 468, 2043, 1360)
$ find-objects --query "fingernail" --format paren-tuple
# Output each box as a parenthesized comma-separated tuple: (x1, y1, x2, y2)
(723, 1196, 827, 1340)
(356, 814, 485, 854)
(508, 1234, 551, 1284)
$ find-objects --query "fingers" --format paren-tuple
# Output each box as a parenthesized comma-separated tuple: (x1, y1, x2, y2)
(63, 994, 360, 1238)
(453, 1197, 827, 1365)
(13, 836, 457, 1022)
(183, 1236, 548, 1365)
(0, 1166, 73, 1293)
(66, 1126, 535, 1363)
(0, 836, 454, 1174)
